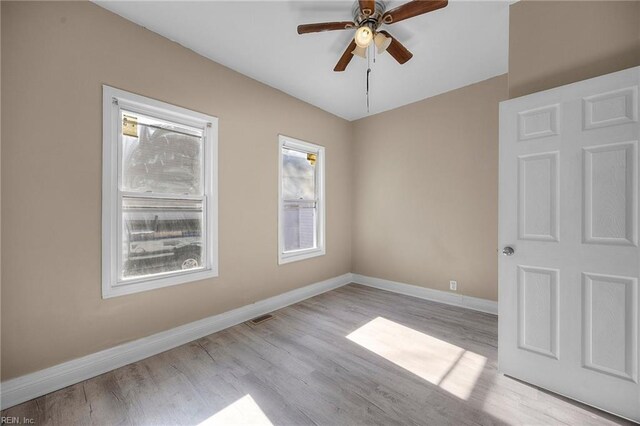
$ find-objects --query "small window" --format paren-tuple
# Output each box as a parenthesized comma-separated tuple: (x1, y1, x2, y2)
(102, 86, 218, 298)
(278, 135, 325, 264)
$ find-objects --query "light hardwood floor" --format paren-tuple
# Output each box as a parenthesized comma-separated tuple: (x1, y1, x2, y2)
(2, 284, 633, 425)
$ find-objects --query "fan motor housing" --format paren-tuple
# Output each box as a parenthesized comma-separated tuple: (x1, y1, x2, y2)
(352, 0, 386, 28)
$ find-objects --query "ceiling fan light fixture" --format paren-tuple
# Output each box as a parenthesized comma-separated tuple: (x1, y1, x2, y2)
(354, 26, 374, 48)
(374, 32, 392, 53)
(352, 45, 367, 58)
(297, 0, 449, 71)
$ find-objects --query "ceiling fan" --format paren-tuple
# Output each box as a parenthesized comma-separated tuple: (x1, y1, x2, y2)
(297, 0, 448, 72)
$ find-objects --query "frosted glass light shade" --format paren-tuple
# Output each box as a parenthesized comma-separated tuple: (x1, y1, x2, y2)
(352, 45, 367, 58)
(354, 26, 374, 48)
(374, 32, 392, 53)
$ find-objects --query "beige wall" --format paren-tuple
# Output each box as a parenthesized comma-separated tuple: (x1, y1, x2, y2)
(0, 1, 352, 380)
(509, 0, 640, 98)
(350, 0, 640, 303)
(351, 75, 508, 301)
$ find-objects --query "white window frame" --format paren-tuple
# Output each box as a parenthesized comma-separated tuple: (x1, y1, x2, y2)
(278, 134, 325, 265)
(102, 85, 218, 298)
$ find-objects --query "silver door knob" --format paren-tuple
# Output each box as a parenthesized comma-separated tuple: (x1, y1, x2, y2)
(502, 246, 515, 256)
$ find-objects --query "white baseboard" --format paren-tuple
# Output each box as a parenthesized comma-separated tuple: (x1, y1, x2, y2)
(0, 273, 353, 410)
(352, 274, 498, 315)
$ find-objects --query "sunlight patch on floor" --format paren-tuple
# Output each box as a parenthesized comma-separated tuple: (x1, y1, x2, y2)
(346, 316, 487, 400)
(197, 394, 273, 426)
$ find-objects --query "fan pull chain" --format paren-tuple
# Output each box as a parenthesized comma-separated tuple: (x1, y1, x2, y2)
(366, 44, 372, 113)
(366, 68, 371, 113)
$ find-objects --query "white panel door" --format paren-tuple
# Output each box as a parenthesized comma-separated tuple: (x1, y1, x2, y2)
(499, 66, 640, 421)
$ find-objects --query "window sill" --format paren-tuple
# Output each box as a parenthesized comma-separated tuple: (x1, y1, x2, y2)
(102, 267, 218, 299)
(278, 248, 325, 265)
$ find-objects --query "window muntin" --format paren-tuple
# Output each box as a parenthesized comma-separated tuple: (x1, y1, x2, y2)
(278, 136, 325, 264)
(103, 86, 218, 298)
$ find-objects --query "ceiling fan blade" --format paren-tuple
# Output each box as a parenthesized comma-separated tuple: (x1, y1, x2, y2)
(378, 31, 413, 64)
(359, 0, 375, 16)
(382, 0, 448, 24)
(297, 21, 355, 34)
(334, 40, 357, 72)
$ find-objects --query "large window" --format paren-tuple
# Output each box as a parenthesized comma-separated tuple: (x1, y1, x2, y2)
(102, 86, 218, 298)
(278, 135, 325, 264)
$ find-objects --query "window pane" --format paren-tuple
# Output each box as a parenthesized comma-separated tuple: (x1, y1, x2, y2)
(283, 200, 316, 252)
(121, 197, 204, 280)
(282, 147, 316, 200)
(121, 110, 203, 195)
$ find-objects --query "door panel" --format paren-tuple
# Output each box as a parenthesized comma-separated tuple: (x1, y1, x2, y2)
(518, 104, 560, 141)
(583, 87, 638, 130)
(518, 152, 560, 241)
(517, 266, 559, 358)
(583, 273, 638, 382)
(499, 66, 640, 422)
(583, 141, 637, 246)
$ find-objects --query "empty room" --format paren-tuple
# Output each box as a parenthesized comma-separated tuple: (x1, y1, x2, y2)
(1, 0, 640, 424)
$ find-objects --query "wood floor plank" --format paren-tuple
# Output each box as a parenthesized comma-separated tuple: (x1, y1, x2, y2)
(2, 284, 634, 425)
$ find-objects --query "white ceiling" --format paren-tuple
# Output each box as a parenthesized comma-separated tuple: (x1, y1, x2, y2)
(95, 0, 511, 121)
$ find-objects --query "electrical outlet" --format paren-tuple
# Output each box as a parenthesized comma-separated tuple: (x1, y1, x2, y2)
(449, 280, 457, 291)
